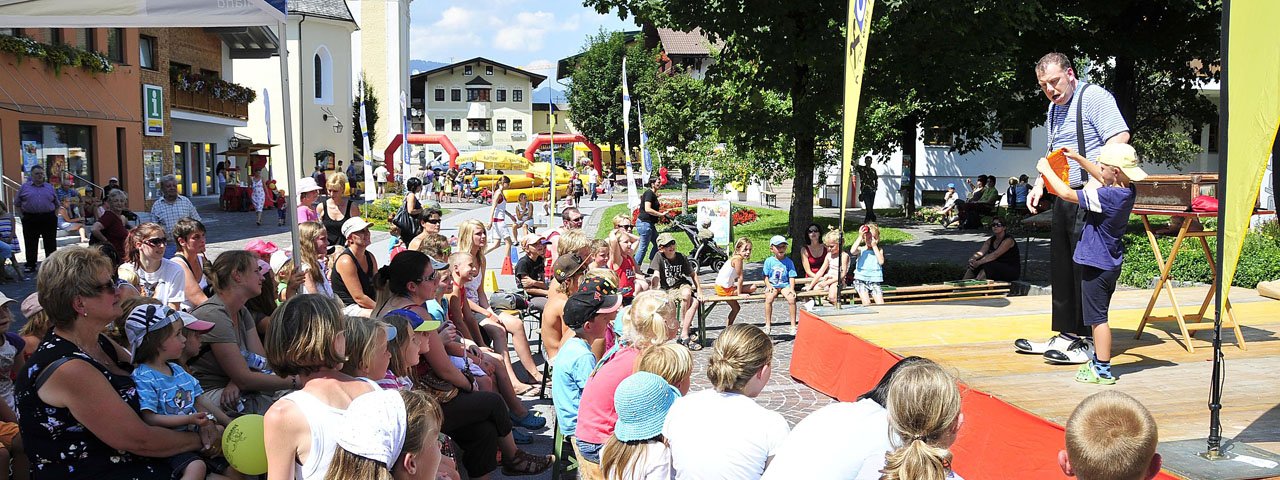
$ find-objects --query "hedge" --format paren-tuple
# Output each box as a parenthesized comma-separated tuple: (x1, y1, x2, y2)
(1119, 222, 1280, 289)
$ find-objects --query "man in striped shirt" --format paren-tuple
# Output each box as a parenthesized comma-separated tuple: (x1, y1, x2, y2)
(1015, 53, 1130, 365)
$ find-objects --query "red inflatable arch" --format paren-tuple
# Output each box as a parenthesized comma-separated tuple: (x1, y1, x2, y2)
(383, 133, 461, 173)
(524, 133, 603, 176)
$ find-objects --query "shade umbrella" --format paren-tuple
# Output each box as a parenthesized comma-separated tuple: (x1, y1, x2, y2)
(458, 150, 531, 171)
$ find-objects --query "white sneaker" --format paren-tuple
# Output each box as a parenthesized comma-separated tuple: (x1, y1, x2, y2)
(1014, 334, 1075, 354)
(1044, 338, 1094, 365)
(804, 300, 816, 311)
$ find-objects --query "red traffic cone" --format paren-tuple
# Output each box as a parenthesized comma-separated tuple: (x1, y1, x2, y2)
(501, 246, 515, 275)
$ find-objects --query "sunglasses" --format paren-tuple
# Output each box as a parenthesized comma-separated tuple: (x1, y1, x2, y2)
(808, 229, 820, 234)
(90, 279, 118, 296)
(991, 223, 1006, 228)
(144, 237, 168, 247)
(425, 218, 441, 224)
(566, 216, 584, 223)
(618, 224, 634, 230)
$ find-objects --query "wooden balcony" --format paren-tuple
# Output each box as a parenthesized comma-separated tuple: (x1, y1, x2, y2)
(171, 88, 249, 120)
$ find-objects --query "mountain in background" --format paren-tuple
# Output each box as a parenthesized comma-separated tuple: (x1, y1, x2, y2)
(409, 59, 447, 75)
(532, 86, 566, 104)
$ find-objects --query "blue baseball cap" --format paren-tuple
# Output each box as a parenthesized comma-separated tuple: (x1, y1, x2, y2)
(613, 372, 681, 442)
(947, 183, 956, 188)
(387, 308, 442, 332)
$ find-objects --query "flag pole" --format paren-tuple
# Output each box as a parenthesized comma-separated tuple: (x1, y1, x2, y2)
(277, 20, 301, 267)
(838, 0, 877, 310)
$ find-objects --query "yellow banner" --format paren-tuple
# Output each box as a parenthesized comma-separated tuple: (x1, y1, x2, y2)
(839, 0, 877, 231)
(1221, 1, 1280, 300)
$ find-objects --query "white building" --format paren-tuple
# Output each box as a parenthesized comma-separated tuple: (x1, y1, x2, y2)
(233, 0, 357, 180)
(350, 0, 410, 158)
(410, 57, 548, 154)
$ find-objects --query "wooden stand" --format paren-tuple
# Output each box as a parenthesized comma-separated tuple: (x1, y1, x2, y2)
(1132, 209, 1244, 352)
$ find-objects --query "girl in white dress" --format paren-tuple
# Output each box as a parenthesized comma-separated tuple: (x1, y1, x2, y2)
(251, 169, 267, 226)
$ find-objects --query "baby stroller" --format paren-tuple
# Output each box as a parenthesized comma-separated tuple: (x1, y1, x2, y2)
(665, 216, 728, 274)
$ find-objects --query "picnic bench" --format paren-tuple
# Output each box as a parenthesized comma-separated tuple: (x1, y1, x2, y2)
(688, 278, 1010, 345)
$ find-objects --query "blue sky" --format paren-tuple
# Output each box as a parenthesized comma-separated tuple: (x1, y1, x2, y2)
(408, 0, 638, 82)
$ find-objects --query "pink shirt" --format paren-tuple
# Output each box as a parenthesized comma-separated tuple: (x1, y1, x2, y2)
(574, 346, 641, 445)
(297, 205, 319, 223)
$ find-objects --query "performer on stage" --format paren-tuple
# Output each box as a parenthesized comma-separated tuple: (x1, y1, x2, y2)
(1014, 52, 1130, 365)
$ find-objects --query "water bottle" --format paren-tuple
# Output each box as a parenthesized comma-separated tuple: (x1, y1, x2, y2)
(243, 351, 273, 375)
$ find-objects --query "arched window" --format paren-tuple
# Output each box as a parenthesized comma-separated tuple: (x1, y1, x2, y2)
(313, 46, 333, 104)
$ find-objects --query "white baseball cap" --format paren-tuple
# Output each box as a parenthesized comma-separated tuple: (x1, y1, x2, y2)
(337, 390, 407, 470)
(341, 217, 373, 238)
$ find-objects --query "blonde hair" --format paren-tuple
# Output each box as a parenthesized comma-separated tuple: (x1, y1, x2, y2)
(417, 233, 451, 259)
(612, 213, 631, 228)
(265, 294, 348, 377)
(583, 267, 618, 287)
(457, 219, 487, 272)
(706, 323, 772, 393)
(880, 361, 962, 480)
(1065, 392, 1159, 480)
(636, 343, 693, 387)
(381, 314, 415, 379)
(624, 290, 677, 348)
(557, 229, 591, 257)
(36, 246, 116, 329)
(340, 316, 390, 377)
(324, 390, 443, 480)
(298, 222, 327, 285)
(326, 172, 349, 193)
(862, 223, 881, 238)
(821, 229, 841, 246)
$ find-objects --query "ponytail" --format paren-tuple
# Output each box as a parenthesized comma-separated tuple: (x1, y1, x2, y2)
(706, 323, 772, 393)
(878, 361, 962, 480)
(880, 437, 954, 480)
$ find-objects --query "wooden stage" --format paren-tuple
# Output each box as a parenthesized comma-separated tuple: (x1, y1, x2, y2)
(791, 286, 1280, 479)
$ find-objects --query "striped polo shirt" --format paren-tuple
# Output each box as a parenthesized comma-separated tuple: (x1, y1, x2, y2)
(1045, 81, 1130, 188)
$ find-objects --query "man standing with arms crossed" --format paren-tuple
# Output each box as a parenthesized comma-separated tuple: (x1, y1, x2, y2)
(1014, 53, 1130, 365)
(151, 175, 202, 258)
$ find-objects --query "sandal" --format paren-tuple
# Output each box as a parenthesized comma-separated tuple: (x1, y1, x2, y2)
(678, 336, 704, 351)
(502, 449, 553, 476)
(510, 410, 547, 430)
(514, 384, 543, 398)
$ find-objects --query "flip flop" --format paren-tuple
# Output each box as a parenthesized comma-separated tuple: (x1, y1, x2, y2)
(514, 384, 543, 397)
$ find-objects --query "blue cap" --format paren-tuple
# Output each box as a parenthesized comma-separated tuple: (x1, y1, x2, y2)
(947, 183, 955, 188)
(387, 308, 442, 332)
(613, 372, 680, 442)
(769, 235, 788, 247)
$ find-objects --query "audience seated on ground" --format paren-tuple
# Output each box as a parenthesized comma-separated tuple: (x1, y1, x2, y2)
(1059, 391, 1162, 480)
(663, 323, 789, 480)
(647, 233, 702, 350)
(575, 290, 682, 471)
(763, 356, 933, 479)
(553, 277, 622, 479)
(860, 360, 964, 480)
(962, 218, 1021, 281)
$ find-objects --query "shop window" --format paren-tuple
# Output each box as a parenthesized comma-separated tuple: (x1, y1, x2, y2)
(19, 122, 95, 186)
(143, 150, 164, 201)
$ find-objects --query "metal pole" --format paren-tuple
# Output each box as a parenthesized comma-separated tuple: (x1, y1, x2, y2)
(1204, 0, 1230, 458)
(277, 20, 302, 265)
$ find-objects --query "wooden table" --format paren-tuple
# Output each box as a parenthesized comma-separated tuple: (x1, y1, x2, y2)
(1131, 208, 1245, 352)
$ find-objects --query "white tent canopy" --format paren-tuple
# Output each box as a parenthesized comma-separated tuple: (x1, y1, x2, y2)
(0, 0, 302, 259)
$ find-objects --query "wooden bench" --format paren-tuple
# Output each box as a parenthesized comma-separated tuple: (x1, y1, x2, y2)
(686, 279, 1010, 345)
(921, 190, 948, 207)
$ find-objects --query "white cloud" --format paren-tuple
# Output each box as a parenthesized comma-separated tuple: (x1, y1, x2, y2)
(493, 11, 559, 52)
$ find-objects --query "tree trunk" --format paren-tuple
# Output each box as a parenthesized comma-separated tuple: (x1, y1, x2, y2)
(901, 113, 920, 217)
(790, 66, 817, 267)
(1111, 56, 1139, 131)
(681, 164, 690, 213)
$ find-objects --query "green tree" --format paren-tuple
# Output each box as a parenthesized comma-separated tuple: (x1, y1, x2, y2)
(565, 29, 660, 173)
(353, 71, 379, 157)
(645, 70, 715, 203)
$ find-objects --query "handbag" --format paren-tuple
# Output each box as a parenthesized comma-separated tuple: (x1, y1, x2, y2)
(1191, 195, 1219, 213)
(391, 197, 421, 238)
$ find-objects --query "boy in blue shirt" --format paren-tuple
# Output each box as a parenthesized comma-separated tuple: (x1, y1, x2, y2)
(1038, 143, 1146, 385)
(762, 235, 799, 336)
(553, 276, 621, 440)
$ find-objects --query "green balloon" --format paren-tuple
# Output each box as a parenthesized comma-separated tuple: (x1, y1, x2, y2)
(223, 414, 268, 475)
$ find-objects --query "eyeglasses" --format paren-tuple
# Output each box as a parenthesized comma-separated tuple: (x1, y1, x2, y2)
(425, 218, 441, 224)
(89, 279, 118, 296)
(144, 237, 168, 247)
(419, 270, 438, 283)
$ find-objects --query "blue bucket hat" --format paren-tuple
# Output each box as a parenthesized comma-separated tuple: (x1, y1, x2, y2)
(613, 372, 681, 442)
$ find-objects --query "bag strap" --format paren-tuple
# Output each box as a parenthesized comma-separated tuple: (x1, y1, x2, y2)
(1074, 83, 1091, 186)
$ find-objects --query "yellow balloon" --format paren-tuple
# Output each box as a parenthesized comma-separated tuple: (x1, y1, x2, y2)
(223, 414, 268, 475)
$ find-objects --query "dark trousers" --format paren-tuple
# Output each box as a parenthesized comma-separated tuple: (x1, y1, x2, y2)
(21, 212, 57, 268)
(441, 389, 512, 477)
(861, 191, 876, 222)
(963, 260, 1021, 281)
(1050, 196, 1091, 336)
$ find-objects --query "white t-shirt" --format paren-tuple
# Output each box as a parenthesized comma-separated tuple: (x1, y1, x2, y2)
(663, 390, 790, 480)
(122, 259, 187, 306)
(375, 166, 389, 182)
(612, 442, 674, 480)
(762, 399, 894, 480)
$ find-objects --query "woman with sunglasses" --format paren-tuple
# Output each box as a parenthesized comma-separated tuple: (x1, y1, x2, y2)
(173, 218, 212, 310)
(962, 219, 1021, 281)
(317, 172, 361, 249)
(408, 207, 444, 252)
(120, 222, 187, 310)
(800, 223, 827, 279)
(19, 247, 221, 479)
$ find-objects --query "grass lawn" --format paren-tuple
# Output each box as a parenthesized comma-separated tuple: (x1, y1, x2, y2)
(594, 203, 912, 263)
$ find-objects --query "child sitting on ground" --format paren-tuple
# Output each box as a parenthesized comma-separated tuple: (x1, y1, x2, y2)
(125, 304, 236, 480)
(648, 233, 702, 350)
(762, 235, 799, 335)
(1059, 391, 1161, 480)
(714, 238, 756, 326)
(850, 223, 886, 305)
(1038, 144, 1145, 385)
(807, 230, 852, 307)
